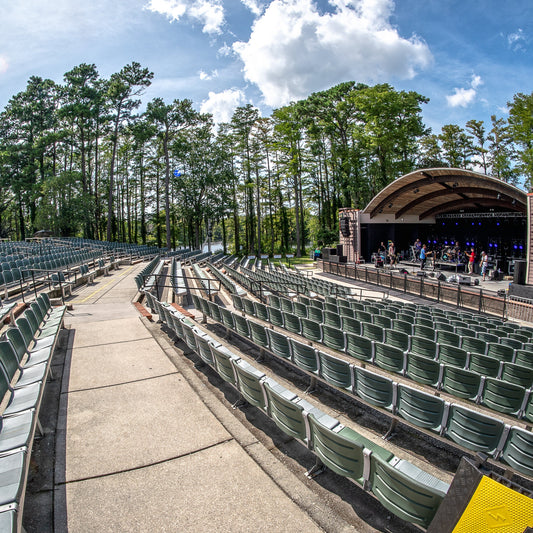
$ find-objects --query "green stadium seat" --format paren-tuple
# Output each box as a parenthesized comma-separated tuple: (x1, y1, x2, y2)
(249, 320, 270, 349)
(438, 344, 468, 368)
(253, 301, 270, 322)
(322, 324, 346, 352)
(384, 329, 410, 352)
(405, 353, 442, 387)
(361, 322, 384, 343)
(354, 367, 395, 411)
(266, 329, 292, 361)
(410, 337, 438, 359)
(500, 362, 533, 389)
(373, 342, 406, 375)
(479, 377, 527, 417)
(233, 360, 267, 409)
(460, 336, 487, 355)
(397, 384, 446, 433)
(211, 345, 239, 386)
(269, 307, 284, 328)
(499, 426, 533, 478)
(282, 311, 301, 334)
(345, 333, 374, 362)
(342, 316, 361, 336)
(290, 339, 319, 373)
(317, 351, 353, 392)
(436, 330, 461, 348)
(300, 317, 323, 343)
(486, 342, 515, 363)
(440, 366, 482, 401)
(233, 313, 251, 338)
(468, 353, 500, 378)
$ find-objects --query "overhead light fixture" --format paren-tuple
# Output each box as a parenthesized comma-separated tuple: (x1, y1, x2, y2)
(388, 203, 393, 208)
(413, 188, 419, 194)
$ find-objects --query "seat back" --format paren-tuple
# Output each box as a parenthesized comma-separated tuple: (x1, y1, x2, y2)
(290, 339, 318, 373)
(397, 384, 446, 433)
(233, 360, 267, 409)
(317, 351, 353, 391)
(354, 367, 395, 411)
(266, 329, 292, 360)
(500, 426, 533, 478)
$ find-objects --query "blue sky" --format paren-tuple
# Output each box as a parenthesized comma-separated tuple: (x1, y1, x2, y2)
(0, 0, 531, 132)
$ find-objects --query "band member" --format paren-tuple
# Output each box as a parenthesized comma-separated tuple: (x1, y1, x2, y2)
(480, 251, 489, 281)
(466, 248, 475, 274)
(388, 241, 396, 265)
(420, 244, 427, 269)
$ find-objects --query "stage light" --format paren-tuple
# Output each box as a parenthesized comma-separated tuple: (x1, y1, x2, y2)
(442, 222, 445, 226)
(494, 244, 498, 248)
(433, 240, 437, 244)
(445, 240, 448, 245)
(519, 245, 523, 250)
(472, 222, 475, 225)
(489, 243, 493, 247)
(514, 244, 518, 250)
(478, 222, 481, 225)
(496, 222, 500, 226)
(455, 222, 458, 226)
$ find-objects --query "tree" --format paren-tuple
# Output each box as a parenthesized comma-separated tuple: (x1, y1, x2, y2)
(487, 115, 517, 183)
(507, 92, 533, 189)
(465, 119, 488, 174)
(105, 62, 153, 241)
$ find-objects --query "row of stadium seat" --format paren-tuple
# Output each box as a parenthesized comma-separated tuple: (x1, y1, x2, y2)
(191, 293, 533, 480)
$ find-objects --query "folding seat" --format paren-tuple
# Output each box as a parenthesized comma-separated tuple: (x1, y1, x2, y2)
(169, 313, 184, 339)
(282, 312, 301, 335)
(194, 335, 216, 366)
(508, 332, 529, 344)
(207, 301, 222, 323)
(249, 321, 270, 350)
(499, 337, 523, 350)
(412, 324, 435, 342)
(242, 298, 256, 317)
(268, 307, 284, 328)
(268, 294, 281, 309)
(397, 384, 447, 433)
(232, 294, 244, 313)
(440, 366, 482, 402)
(454, 326, 476, 338)
(0, 363, 42, 417)
(233, 313, 251, 338)
(373, 342, 406, 375)
(266, 329, 292, 361)
(15, 317, 55, 353)
(0, 450, 29, 524)
(233, 360, 268, 410)
(342, 316, 361, 336)
(181, 322, 200, 351)
(434, 321, 454, 333)
(499, 426, 533, 478)
(190, 293, 201, 310)
(322, 324, 346, 352)
(290, 339, 319, 373)
(438, 344, 468, 369)
(354, 367, 395, 411)
(0, 341, 48, 389)
(292, 301, 308, 319)
(373, 315, 392, 330)
(317, 351, 353, 392)
(405, 353, 442, 388)
(345, 333, 373, 363)
(479, 377, 527, 417)
(468, 353, 500, 378)
(410, 337, 438, 359)
(384, 329, 410, 352)
(361, 322, 384, 343)
(460, 336, 487, 355)
(211, 345, 239, 386)
(436, 330, 461, 348)
(324, 302, 338, 314)
(356, 310, 373, 323)
(477, 332, 499, 344)
(500, 362, 533, 389)
(380, 309, 397, 320)
(220, 307, 235, 330)
(307, 306, 323, 324)
(338, 305, 355, 319)
(392, 319, 413, 336)
(444, 404, 505, 456)
(298, 295, 311, 307)
(199, 297, 210, 317)
(350, 301, 365, 311)
(309, 299, 324, 310)
(415, 317, 434, 328)
(263, 382, 312, 445)
(397, 313, 415, 325)
(469, 324, 488, 334)
(300, 317, 323, 343)
(323, 311, 342, 329)
(308, 413, 393, 487)
(369, 453, 449, 529)
(280, 297, 294, 314)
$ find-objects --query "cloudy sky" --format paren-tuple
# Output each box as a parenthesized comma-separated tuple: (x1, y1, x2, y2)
(0, 0, 531, 131)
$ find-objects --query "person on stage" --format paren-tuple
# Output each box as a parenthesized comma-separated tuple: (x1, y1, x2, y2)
(480, 251, 489, 281)
(420, 244, 427, 270)
(466, 248, 475, 274)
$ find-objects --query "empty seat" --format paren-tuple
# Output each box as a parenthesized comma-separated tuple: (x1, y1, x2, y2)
(477, 332, 499, 344)
(220, 307, 235, 330)
(392, 319, 413, 336)
(290, 339, 319, 373)
(454, 326, 476, 338)
(269, 307, 284, 328)
(282, 312, 301, 334)
(233, 313, 251, 338)
(438, 344, 468, 369)
(300, 317, 323, 343)
(354, 367, 395, 411)
(195, 335, 216, 366)
(480, 377, 527, 417)
(361, 322, 384, 343)
(444, 404, 505, 456)
(410, 337, 438, 359)
(307, 306, 324, 324)
(322, 324, 346, 352)
(370, 454, 448, 528)
(232, 294, 244, 312)
(233, 360, 267, 409)
(500, 362, 533, 389)
(436, 330, 461, 348)
(253, 301, 270, 322)
(342, 316, 361, 336)
(266, 329, 292, 361)
(373, 342, 406, 375)
(280, 298, 294, 314)
(397, 384, 447, 433)
(345, 333, 374, 363)
(318, 351, 353, 392)
(499, 426, 533, 478)
(460, 336, 487, 355)
(406, 353, 442, 388)
(323, 311, 342, 329)
(486, 342, 515, 363)
(373, 315, 392, 329)
(384, 329, 410, 352)
(440, 366, 482, 402)
(249, 321, 270, 349)
(211, 345, 239, 386)
(242, 298, 256, 316)
(207, 301, 222, 323)
(468, 353, 500, 378)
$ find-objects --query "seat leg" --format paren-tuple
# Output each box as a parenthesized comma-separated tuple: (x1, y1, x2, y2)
(232, 394, 246, 410)
(305, 458, 325, 479)
(382, 418, 398, 441)
(304, 376, 318, 395)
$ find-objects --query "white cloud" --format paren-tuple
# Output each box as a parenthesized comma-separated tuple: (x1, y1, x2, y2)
(507, 28, 526, 51)
(199, 69, 219, 80)
(232, 0, 432, 107)
(0, 56, 8, 74)
(446, 74, 483, 108)
(217, 43, 234, 57)
(240, 0, 264, 17)
(145, 0, 224, 34)
(200, 88, 247, 123)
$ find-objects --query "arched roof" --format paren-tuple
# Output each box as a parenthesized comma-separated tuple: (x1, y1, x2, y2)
(363, 168, 527, 220)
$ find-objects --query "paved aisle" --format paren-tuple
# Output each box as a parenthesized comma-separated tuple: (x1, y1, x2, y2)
(55, 264, 325, 532)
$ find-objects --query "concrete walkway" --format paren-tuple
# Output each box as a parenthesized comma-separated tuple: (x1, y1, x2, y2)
(49, 263, 342, 533)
